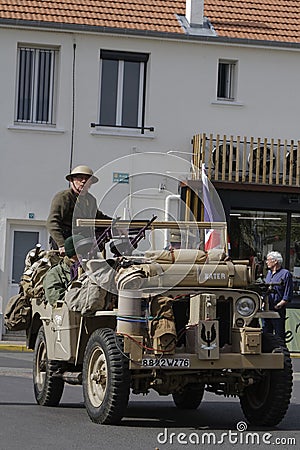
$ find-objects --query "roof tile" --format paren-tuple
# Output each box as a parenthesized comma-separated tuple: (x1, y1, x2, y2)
(0, 1, 300, 43)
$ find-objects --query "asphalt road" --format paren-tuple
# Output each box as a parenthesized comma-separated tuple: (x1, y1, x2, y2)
(0, 351, 300, 450)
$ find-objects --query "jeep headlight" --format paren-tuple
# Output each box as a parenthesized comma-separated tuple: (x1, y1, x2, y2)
(236, 297, 255, 317)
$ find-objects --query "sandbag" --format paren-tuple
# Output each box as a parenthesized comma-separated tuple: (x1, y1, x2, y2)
(119, 261, 251, 288)
(144, 249, 207, 264)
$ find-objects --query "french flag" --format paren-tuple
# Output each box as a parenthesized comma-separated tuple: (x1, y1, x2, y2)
(201, 164, 224, 251)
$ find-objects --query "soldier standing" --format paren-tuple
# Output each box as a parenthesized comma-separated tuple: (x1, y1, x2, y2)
(47, 165, 111, 255)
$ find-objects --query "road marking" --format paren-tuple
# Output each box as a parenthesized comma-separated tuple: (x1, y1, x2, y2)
(0, 367, 32, 378)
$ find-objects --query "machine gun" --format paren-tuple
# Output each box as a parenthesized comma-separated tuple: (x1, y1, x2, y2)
(88, 215, 157, 258)
(94, 217, 119, 253)
(109, 215, 157, 257)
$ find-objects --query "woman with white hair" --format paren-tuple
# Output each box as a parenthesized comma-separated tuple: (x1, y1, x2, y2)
(263, 251, 293, 341)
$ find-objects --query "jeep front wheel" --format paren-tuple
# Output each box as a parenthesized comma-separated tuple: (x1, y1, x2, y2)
(33, 326, 64, 406)
(82, 328, 130, 424)
(240, 333, 293, 426)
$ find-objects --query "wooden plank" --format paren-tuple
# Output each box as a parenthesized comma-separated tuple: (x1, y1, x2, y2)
(192, 134, 200, 180)
(275, 139, 281, 185)
(228, 135, 234, 181)
(76, 219, 228, 230)
(185, 187, 192, 221)
(235, 136, 240, 182)
(207, 133, 213, 178)
(289, 140, 294, 186)
(282, 139, 287, 185)
(214, 134, 220, 182)
(255, 137, 261, 183)
(248, 137, 254, 183)
(242, 136, 247, 182)
(200, 132, 206, 177)
(262, 138, 267, 184)
(221, 135, 227, 180)
(268, 138, 274, 185)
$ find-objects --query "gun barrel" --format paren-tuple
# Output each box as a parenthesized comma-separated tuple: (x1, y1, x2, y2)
(34, 243, 42, 258)
(130, 215, 157, 248)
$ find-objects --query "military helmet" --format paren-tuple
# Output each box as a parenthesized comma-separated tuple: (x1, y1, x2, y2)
(64, 234, 94, 258)
(66, 165, 99, 184)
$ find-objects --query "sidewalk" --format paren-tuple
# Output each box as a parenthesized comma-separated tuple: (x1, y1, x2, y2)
(0, 340, 31, 352)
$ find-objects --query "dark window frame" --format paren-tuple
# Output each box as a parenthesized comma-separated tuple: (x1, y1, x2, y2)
(16, 46, 57, 125)
(217, 60, 237, 101)
(99, 50, 149, 132)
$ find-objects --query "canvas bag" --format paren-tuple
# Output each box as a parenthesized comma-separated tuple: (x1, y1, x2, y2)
(4, 293, 32, 331)
(4, 249, 60, 331)
(21, 250, 61, 299)
(64, 275, 107, 315)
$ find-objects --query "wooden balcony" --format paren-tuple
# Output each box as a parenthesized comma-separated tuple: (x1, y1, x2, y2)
(191, 133, 300, 190)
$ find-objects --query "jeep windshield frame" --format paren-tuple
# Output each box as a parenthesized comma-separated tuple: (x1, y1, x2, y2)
(76, 219, 228, 253)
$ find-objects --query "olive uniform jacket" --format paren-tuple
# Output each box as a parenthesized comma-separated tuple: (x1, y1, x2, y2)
(46, 188, 111, 248)
(43, 256, 72, 306)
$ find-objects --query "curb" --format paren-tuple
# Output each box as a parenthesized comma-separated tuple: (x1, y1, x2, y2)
(0, 342, 32, 352)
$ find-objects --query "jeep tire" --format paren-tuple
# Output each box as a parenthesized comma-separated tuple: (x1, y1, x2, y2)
(172, 383, 205, 409)
(82, 328, 130, 424)
(240, 333, 293, 426)
(33, 326, 64, 406)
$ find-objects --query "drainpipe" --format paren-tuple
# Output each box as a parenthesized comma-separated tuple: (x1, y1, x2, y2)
(164, 194, 181, 248)
(186, 0, 204, 27)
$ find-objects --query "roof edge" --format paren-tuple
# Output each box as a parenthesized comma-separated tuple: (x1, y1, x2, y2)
(1, 18, 300, 51)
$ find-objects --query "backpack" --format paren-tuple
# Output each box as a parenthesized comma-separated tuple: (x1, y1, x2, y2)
(4, 248, 60, 331)
(21, 250, 61, 299)
(4, 293, 32, 331)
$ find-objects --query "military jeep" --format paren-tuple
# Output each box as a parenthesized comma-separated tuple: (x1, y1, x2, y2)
(26, 219, 293, 426)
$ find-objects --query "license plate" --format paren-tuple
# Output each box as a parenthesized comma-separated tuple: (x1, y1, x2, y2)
(141, 358, 190, 368)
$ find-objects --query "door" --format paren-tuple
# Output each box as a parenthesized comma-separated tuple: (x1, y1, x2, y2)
(9, 225, 48, 298)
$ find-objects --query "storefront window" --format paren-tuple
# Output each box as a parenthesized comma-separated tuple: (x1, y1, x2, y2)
(230, 210, 300, 304)
(230, 210, 287, 276)
(290, 214, 300, 302)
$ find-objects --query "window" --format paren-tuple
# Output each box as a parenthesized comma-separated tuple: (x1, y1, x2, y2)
(217, 60, 237, 101)
(16, 46, 57, 124)
(229, 210, 287, 263)
(12, 231, 39, 283)
(99, 50, 149, 131)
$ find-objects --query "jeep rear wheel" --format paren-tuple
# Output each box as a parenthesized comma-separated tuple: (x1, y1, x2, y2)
(172, 383, 205, 409)
(240, 333, 293, 426)
(82, 328, 130, 424)
(33, 326, 64, 406)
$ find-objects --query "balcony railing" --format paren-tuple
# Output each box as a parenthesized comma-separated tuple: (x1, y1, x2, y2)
(191, 133, 300, 187)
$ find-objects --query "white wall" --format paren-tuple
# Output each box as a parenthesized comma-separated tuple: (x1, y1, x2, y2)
(1, 25, 300, 314)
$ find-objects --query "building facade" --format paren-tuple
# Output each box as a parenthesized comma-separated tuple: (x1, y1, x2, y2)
(1, 0, 300, 337)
